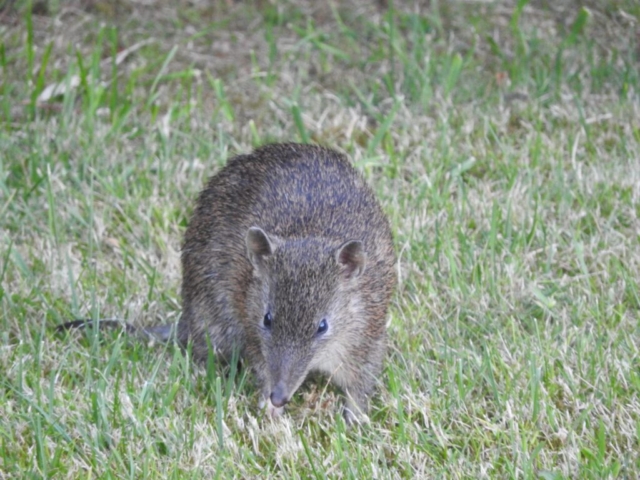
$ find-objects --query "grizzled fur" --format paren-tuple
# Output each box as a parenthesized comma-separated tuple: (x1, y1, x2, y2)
(178, 143, 396, 422)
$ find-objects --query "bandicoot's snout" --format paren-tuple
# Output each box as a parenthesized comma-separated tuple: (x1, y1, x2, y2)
(270, 382, 289, 408)
(269, 355, 297, 407)
(268, 351, 307, 408)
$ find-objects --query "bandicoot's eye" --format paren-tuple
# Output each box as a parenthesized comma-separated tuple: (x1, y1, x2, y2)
(263, 312, 273, 329)
(316, 319, 328, 335)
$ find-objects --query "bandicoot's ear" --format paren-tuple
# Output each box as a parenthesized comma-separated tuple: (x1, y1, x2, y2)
(335, 240, 366, 279)
(246, 227, 279, 272)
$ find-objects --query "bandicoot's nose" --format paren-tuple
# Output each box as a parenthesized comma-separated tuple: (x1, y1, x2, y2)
(270, 383, 289, 408)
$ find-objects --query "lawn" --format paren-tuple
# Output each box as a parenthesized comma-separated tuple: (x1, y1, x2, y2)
(1, 0, 639, 478)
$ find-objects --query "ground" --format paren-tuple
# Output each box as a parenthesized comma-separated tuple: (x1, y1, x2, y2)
(1, 0, 639, 478)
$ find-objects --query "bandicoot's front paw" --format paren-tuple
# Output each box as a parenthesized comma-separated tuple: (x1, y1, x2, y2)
(342, 401, 370, 426)
(258, 397, 284, 418)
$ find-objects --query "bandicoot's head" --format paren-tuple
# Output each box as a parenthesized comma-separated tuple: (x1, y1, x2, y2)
(244, 226, 367, 407)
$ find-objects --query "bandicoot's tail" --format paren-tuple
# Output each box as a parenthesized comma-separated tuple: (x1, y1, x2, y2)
(56, 319, 175, 342)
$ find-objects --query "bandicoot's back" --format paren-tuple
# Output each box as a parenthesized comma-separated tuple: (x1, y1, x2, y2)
(179, 143, 396, 423)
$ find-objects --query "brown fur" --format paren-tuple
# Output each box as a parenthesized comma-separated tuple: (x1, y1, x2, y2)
(178, 143, 396, 423)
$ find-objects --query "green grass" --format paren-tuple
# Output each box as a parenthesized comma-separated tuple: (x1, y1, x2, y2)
(1, 0, 639, 477)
